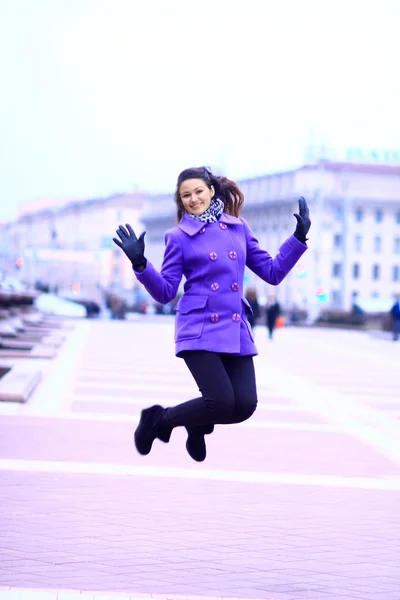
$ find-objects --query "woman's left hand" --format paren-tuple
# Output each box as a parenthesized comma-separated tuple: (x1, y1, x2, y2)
(293, 197, 311, 243)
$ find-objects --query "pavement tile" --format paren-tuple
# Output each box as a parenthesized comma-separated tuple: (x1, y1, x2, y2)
(1, 322, 400, 599)
(18, 593, 57, 600)
(58, 596, 93, 600)
(4, 414, 399, 477)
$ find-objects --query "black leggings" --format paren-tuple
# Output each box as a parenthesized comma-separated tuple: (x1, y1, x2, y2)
(163, 351, 258, 429)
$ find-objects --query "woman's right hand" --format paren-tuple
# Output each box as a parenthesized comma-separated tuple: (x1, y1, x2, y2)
(113, 224, 147, 270)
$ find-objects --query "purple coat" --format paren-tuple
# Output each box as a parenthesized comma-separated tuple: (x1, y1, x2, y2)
(135, 213, 307, 357)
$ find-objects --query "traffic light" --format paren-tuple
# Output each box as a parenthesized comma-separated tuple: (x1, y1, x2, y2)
(295, 263, 307, 278)
(316, 286, 328, 302)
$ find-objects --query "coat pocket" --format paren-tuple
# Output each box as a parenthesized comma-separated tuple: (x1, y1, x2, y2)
(241, 298, 255, 342)
(242, 297, 254, 316)
(174, 295, 208, 342)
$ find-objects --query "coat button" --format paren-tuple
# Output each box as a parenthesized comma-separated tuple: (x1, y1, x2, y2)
(228, 251, 237, 260)
(200, 227, 206, 234)
(210, 313, 219, 323)
(231, 282, 239, 291)
(211, 283, 220, 291)
(232, 313, 240, 322)
(219, 222, 227, 230)
(209, 252, 218, 261)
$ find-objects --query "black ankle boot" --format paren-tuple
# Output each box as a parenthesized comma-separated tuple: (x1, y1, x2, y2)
(134, 405, 171, 455)
(185, 424, 214, 462)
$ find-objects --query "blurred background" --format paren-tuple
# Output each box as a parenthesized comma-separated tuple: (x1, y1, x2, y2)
(0, 0, 399, 330)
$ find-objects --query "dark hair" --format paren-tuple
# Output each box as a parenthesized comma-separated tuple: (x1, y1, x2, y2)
(174, 166, 244, 223)
(245, 287, 258, 302)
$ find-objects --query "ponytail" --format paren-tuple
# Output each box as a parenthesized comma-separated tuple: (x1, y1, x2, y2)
(211, 174, 244, 217)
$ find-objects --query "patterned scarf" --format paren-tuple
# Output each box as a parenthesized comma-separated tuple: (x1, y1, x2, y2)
(188, 197, 224, 223)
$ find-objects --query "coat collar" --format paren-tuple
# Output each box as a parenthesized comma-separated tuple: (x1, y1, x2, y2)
(178, 212, 243, 236)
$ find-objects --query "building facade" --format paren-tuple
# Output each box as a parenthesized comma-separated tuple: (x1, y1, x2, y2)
(140, 162, 400, 313)
(2, 161, 400, 313)
(1, 192, 146, 301)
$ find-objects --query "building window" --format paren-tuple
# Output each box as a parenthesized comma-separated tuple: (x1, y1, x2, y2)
(355, 208, 363, 222)
(374, 236, 382, 253)
(354, 234, 362, 252)
(393, 265, 400, 281)
(394, 237, 400, 254)
(396, 210, 400, 224)
(353, 263, 360, 279)
(333, 234, 342, 249)
(332, 262, 342, 277)
(372, 264, 380, 280)
(371, 291, 380, 298)
(375, 209, 383, 223)
(331, 290, 341, 307)
(336, 206, 343, 220)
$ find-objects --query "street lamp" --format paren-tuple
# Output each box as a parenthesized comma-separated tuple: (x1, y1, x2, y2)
(49, 209, 58, 294)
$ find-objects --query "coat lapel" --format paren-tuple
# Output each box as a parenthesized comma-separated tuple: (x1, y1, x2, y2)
(178, 212, 243, 236)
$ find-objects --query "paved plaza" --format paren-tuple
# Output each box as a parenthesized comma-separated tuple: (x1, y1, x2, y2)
(0, 318, 400, 600)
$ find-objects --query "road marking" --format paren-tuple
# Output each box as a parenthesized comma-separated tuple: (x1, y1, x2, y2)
(0, 586, 276, 600)
(1, 458, 400, 490)
(255, 361, 400, 465)
(75, 381, 200, 394)
(69, 394, 307, 411)
(23, 322, 91, 417)
(0, 410, 339, 432)
(281, 328, 400, 369)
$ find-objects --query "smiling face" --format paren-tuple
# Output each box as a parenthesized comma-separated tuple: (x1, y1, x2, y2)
(179, 178, 215, 216)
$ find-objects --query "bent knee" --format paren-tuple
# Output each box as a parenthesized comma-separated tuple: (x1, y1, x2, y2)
(204, 391, 235, 419)
(235, 395, 258, 422)
(243, 400, 258, 420)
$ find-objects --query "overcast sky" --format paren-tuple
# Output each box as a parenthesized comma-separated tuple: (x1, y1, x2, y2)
(1, 0, 399, 221)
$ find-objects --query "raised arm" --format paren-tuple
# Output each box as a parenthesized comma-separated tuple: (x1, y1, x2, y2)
(113, 225, 183, 304)
(133, 231, 183, 304)
(241, 198, 310, 285)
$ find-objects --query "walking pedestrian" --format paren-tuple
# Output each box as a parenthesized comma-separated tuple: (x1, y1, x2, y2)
(245, 287, 260, 329)
(113, 166, 311, 462)
(390, 295, 400, 341)
(266, 292, 281, 339)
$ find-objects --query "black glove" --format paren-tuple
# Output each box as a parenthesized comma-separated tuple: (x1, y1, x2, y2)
(293, 197, 311, 243)
(113, 224, 147, 270)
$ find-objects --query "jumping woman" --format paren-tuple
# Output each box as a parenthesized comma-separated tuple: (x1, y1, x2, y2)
(113, 167, 310, 462)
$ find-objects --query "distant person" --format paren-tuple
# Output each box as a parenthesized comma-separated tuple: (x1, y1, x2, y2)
(351, 292, 365, 318)
(113, 166, 310, 462)
(109, 294, 126, 320)
(266, 292, 281, 339)
(390, 295, 400, 341)
(289, 304, 301, 325)
(245, 287, 260, 328)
